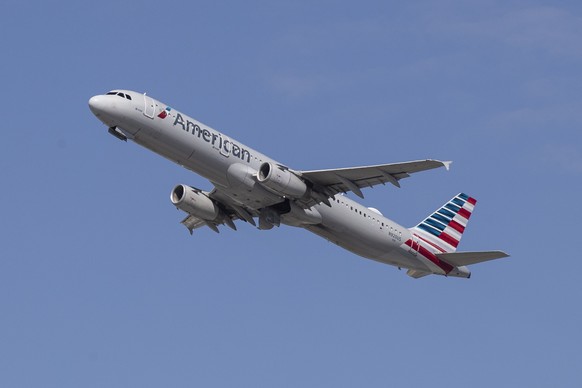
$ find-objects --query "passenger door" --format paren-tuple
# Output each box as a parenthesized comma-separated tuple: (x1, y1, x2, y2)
(143, 94, 155, 119)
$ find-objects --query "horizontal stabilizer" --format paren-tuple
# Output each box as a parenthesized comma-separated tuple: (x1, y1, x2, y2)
(406, 269, 432, 279)
(436, 251, 509, 267)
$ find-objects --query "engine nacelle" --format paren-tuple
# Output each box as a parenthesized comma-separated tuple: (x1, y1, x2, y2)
(257, 162, 308, 198)
(170, 184, 220, 221)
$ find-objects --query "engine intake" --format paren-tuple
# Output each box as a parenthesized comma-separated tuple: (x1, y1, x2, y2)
(170, 184, 220, 221)
(257, 162, 308, 199)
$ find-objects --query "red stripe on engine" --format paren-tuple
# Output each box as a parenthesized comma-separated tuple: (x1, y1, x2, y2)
(439, 232, 459, 248)
(448, 220, 465, 233)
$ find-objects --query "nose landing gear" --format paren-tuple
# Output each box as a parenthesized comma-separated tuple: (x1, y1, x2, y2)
(108, 126, 128, 142)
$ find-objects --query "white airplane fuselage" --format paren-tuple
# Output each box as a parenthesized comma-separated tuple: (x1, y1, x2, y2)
(89, 90, 481, 278)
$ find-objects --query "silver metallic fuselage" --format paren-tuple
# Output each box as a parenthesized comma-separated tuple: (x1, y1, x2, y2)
(89, 90, 442, 273)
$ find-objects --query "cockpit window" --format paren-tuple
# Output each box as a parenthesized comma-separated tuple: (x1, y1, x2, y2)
(106, 91, 132, 100)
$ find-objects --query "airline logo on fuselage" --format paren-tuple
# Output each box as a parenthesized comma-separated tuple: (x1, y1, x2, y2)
(158, 106, 172, 119)
(172, 112, 252, 162)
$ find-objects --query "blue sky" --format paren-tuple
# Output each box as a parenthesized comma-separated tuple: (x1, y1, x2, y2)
(1, 1, 581, 386)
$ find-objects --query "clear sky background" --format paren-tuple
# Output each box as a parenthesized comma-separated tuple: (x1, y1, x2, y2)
(1, 1, 581, 387)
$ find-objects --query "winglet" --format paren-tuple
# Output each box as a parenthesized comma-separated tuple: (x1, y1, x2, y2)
(442, 161, 452, 171)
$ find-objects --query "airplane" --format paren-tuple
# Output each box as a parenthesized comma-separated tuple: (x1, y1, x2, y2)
(88, 89, 508, 279)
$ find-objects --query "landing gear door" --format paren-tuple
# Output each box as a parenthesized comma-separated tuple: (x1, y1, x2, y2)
(144, 94, 155, 119)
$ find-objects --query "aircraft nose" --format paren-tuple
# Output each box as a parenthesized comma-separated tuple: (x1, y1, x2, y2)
(88, 95, 107, 116)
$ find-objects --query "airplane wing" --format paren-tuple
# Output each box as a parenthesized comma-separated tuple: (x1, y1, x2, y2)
(436, 251, 509, 267)
(299, 159, 451, 199)
(177, 160, 451, 233)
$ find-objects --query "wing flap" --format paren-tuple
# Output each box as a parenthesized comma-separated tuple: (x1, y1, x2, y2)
(436, 251, 509, 267)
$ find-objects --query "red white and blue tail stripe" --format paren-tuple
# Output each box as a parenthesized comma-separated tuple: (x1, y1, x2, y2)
(412, 193, 476, 252)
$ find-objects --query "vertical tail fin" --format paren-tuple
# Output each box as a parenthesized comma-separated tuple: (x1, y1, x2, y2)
(411, 193, 476, 253)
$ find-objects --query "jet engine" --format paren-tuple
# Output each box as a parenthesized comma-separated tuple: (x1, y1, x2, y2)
(170, 184, 221, 221)
(257, 162, 308, 199)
